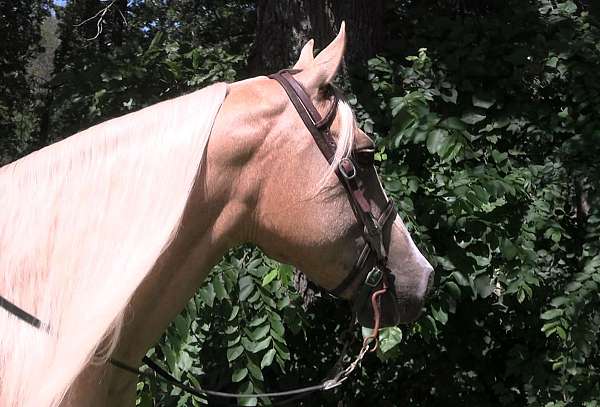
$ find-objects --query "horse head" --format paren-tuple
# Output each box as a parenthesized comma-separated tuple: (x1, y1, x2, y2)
(226, 24, 434, 327)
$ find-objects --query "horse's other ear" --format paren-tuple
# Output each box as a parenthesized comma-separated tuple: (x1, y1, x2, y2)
(293, 39, 315, 70)
(299, 22, 346, 90)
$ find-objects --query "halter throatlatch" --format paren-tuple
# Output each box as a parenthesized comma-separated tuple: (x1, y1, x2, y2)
(268, 70, 397, 311)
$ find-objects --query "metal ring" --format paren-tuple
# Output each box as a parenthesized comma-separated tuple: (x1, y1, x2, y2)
(338, 158, 356, 180)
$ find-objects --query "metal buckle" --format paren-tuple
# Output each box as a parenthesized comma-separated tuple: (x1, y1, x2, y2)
(364, 266, 383, 288)
(338, 158, 356, 180)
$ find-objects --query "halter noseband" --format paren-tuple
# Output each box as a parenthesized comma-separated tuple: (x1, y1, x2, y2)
(267, 70, 397, 299)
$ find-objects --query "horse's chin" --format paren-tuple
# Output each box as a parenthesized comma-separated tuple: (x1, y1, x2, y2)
(354, 292, 424, 328)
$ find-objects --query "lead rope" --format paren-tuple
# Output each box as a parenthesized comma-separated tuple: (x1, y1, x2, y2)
(0, 283, 387, 402)
(109, 283, 388, 401)
(322, 279, 388, 390)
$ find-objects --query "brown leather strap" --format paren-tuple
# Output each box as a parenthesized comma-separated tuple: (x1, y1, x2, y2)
(330, 201, 397, 297)
(268, 69, 398, 298)
(268, 70, 338, 163)
(336, 163, 387, 263)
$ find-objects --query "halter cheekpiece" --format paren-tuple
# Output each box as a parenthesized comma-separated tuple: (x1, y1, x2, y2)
(267, 69, 397, 300)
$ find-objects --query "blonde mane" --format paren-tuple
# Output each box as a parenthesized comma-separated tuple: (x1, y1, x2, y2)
(0, 83, 227, 407)
(316, 98, 356, 191)
(332, 99, 356, 166)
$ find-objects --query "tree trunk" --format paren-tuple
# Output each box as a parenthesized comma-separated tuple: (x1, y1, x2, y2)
(247, 0, 383, 75)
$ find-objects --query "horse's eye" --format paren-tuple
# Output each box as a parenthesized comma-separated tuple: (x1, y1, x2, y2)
(353, 148, 376, 167)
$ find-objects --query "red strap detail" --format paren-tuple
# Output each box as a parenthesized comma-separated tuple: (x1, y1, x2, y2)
(352, 188, 371, 213)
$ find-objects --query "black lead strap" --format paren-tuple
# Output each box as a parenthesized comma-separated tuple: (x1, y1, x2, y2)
(0, 294, 48, 331)
(110, 356, 327, 400)
(0, 294, 345, 402)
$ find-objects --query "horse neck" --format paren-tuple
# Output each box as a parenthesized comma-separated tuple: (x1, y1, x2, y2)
(67, 79, 275, 406)
(0, 83, 231, 407)
(108, 84, 263, 367)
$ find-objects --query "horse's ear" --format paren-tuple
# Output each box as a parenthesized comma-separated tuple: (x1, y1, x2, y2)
(293, 39, 315, 70)
(297, 22, 346, 91)
(313, 21, 346, 86)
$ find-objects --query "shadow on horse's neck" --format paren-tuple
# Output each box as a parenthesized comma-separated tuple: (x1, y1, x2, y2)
(110, 88, 261, 368)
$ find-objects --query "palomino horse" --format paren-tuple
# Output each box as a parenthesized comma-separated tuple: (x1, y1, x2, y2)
(0, 24, 433, 406)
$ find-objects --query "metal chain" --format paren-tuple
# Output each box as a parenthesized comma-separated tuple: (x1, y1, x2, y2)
(322, 280, 388, 390)
(115, 282, 390, 400)
(322, 335, 376, 390)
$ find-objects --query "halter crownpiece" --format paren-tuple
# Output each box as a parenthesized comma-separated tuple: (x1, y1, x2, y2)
(267, 69, 397, 301)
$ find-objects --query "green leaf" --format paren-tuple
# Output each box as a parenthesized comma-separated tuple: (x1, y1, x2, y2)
(461, 112, 486, 125)
(542, 320, 561, 333)
(252, 337, 271, 353)
(227, 334, 241, 347)
(440, 117, 466, 130)
(232, 368, 248, 383)
(558, 1, 577, 14)
(541, 309, 563, 320)
(241, 337, 255, 352)
(248, 314, 268, 327)
(426, 128, 450, 155)
(378, 327, 403, 353)
(148, 31, 164, 51)
(163, 345, 177, 372)
(546, 56, 559, 68)
(431, 306, 448, 325)
(228, 305, 240, 321)
(212, 276, 228, 300)
(277, 264, 294, 285)
(270, 315, 285, 336)
(246, 258, 262, 272)
(440, 88, 458, 104)
(262, 269, 278, 286)
(550, 296, 569, 307)
(273, 340, 291, 360)
(239, 276, 255, 301)
(501, 239, 518, 260)
(451, 271, 470, 287)
(174, 315, 189, 338)
(444, 281, 461, 299)
(472, 94, 496, 109)
(246, 356, 264, 380)
(474, 275, 493, 299)
(385, 178, 402, 192)
(277, 296, 291, 310)
(261, 349, 276, 368)
(239, 396, 257, 407)
(248, 324, 270, 341)
(491, 149, 508, 163)
(565, 281, 582, 292)
(227, 345, 244, 362)
(198, 285, 215, 307)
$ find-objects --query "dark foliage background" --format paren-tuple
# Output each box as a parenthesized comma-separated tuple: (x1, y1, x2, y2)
(1, 1, 598, 406)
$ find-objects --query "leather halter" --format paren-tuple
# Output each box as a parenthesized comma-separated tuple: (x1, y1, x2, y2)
(268, 70, 397, 298)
